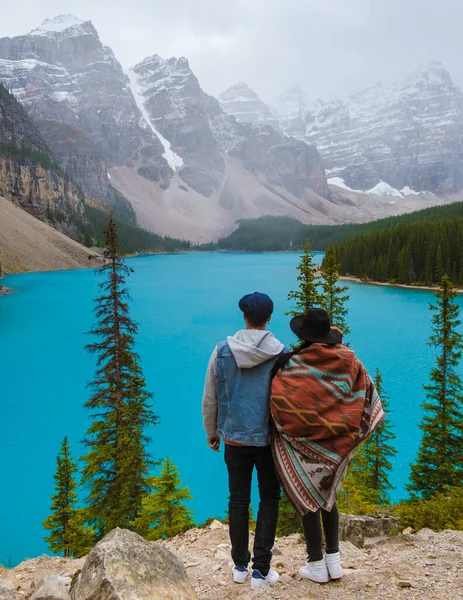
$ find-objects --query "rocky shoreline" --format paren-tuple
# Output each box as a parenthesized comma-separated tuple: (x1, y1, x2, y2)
(0, 285, 10, 295)
(1, 523, 462, 600)
(340, 275, 463, 294)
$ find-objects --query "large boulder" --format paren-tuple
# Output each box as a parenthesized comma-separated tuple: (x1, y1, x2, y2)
(339, 513, 399, 548)
(70, 528, 198, 600)
(29, 574, 72, 600)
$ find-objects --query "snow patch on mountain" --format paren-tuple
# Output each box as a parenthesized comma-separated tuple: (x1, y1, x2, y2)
(328, 177, 356, 191)
(30, 15, 88, 36)
(126, 68, 183, 171)
(401, 186, 420, 196)
(368, 181, 404, 198)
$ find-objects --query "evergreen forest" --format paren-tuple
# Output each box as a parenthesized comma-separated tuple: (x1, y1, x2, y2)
(208, 202, 463, 254)
(334, 215, 463, 286)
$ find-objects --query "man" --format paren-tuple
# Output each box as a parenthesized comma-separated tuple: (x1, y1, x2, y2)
(202, 292, 287, 589)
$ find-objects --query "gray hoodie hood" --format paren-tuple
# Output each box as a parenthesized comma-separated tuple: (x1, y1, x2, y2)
(227, 330, 285, 368)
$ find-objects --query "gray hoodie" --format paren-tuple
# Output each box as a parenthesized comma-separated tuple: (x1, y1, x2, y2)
(202, 330, 285, 438)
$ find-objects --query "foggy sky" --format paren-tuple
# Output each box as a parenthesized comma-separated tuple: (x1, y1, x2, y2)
(0, 0, 462, 103)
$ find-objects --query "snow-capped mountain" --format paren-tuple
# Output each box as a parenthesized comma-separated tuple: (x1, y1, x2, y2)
(128, 55, 225, 197)
(274, 62, 463, 194)
(0, 15, 170, 202)
(219, 82, 279, 130)
(0, 16, 455, 241)
(0, 16, 339, 240)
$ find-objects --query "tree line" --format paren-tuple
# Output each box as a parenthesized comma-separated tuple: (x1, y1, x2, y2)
(201, 203, 463, 252)
(334, 217, 463, 286)
(42, 234, 463, 557)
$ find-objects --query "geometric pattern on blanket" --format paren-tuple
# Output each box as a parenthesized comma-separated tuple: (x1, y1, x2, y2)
(271, 343, 385, 514)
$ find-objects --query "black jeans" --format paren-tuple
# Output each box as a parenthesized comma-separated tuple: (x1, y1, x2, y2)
(224, 444, 281, 576)
(302, 502, 340, 562)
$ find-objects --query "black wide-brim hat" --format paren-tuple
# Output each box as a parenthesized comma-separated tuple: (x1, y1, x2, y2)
(290, 308, 342, 344)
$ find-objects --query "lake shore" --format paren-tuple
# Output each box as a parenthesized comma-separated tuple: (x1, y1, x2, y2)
(340, 275, 463, 294)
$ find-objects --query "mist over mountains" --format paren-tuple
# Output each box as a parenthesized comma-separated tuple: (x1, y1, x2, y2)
(0, 15, 461, 242)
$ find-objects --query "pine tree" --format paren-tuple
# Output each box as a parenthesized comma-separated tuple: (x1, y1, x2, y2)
(320, 244, 350, 337)
(132, 458, 194, 540)
(338, 370, 396, 512)
(337, 448, 378, 515)
(435, 244, 444, 283)
(361, 369, 397, 505)
(82, 213, 158, 537)
(287, 240, 322, 320)
(43, 437, 92, 557)
(408, 275, 463, 499)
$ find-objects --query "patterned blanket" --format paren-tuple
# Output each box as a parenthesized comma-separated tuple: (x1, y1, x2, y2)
(270, 343, 384, 514)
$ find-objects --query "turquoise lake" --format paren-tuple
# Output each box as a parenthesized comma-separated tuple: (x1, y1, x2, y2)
(1, 251, 462, 566)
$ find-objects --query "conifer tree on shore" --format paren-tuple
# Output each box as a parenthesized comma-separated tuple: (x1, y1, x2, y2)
(287, 241, 322, 316)
(408, 275, 463, 499)
(320, 244, 350, 338)
(133, 458, 194, 540)
(362, 369, 397, 504)
(338, 370, 396, 513)
(43, 437, 92, 557)
(82, 213, 158, 537)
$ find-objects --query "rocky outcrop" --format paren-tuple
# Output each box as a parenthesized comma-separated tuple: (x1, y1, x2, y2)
(0, 84, 47, 152)
(29, 574, 71, 600)
(274, 62, 463, 194)
(0, 81, 87, 237)
(219, 82, 280, 130)
(0, 155, 82, 218)
(70, 528, 198, 600)
(35, 119, 111, 203)
(339, 513, 399, 548)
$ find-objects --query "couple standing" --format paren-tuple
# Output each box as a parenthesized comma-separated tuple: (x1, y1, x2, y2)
(202, 292, 384, 589)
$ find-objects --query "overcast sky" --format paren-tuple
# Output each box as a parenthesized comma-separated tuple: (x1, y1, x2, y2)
(0, 0, 462, 103)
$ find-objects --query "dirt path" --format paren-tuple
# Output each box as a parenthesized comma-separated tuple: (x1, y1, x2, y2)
(1, 526, 462, 599)
(161, 525, 463, 600)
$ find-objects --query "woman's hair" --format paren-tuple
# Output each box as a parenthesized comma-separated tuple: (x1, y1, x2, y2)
(271, 341, 312, 377)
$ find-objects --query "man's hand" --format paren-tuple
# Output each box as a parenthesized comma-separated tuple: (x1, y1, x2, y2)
(207, 435, 221, 452)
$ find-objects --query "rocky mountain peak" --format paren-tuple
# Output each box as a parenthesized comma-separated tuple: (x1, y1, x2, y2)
(219, 81, 258, 101)
(408, 60, 453, 87)
(272, 83, 308, 137)
(274, 63, 463, 194)
(218, 82, 279, 129)
(0, 17, 168, 172)
(29, 15, 95, 39)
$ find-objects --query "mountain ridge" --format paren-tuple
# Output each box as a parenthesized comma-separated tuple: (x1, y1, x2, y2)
(0, 16, 459, 242)
(272, 61, 463, 193)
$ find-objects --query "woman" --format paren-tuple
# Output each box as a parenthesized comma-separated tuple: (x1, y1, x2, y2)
(270, 308, 384, 584)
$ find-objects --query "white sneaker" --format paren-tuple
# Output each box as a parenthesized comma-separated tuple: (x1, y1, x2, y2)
(325, 552, 343, 580)
(232, 565, 249, 584)
(299, 558, 329, 583)
(250, 568, 280, 589)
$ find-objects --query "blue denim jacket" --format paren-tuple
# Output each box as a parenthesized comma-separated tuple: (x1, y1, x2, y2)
(216, 341, 283, 446)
